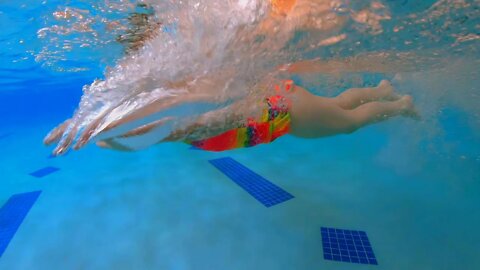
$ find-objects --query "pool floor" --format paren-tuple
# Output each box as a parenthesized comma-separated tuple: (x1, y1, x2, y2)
(0, 119, 479, 270)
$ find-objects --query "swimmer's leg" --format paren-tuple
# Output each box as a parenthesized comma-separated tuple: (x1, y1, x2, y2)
(335, 80, 401, 110)
(346, 95, 417, 130)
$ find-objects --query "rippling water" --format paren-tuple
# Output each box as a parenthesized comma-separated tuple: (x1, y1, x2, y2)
(1, 2, 480, 269)
(1, 0, 479, 152)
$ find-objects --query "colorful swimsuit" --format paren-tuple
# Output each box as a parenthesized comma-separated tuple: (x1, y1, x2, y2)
(188, 94, 292, 152)
(187, 80, 294, 152)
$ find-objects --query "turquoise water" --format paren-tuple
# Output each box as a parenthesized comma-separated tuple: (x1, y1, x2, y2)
(1, 1, 480, 269)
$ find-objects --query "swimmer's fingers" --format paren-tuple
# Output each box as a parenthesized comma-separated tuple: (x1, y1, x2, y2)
(73, 116, 109, 150)
(72, 109, 143, 151)
(71, 94, 149, 150)
(52, 125, 78, 156)
(44, 119, 71, 146)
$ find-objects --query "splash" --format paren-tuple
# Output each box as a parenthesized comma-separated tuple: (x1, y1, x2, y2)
(36, 0, 479, 153)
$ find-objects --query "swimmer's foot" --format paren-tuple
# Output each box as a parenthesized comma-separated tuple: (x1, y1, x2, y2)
(399, 95, 421, 120)
(377, 80, 402, 101)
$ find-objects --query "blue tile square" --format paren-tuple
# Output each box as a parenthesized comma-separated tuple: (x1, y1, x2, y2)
(358, 251, 367, 258)
(208, 157, 294, 207)
(29, 167, 60, 178)
(365, 245, 374, 252)
(0, 191, 41, 257)
(321, 227, 378, 266)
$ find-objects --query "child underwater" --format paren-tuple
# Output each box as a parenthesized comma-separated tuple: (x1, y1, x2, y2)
(44, 0, 418, 154)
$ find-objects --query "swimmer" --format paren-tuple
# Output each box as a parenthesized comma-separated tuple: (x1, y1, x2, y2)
(44, 78, 417, 153)
(103, 79, 417, 151)
(43, 0, 419, 154)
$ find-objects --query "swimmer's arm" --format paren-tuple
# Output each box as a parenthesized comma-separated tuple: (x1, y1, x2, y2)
(95, 104, 245, 152)
(160, 110, 244, 143)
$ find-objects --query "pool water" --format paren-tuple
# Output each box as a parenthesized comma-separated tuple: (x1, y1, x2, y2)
(1, 90, 479, 269)
(1, 0, 479, 269)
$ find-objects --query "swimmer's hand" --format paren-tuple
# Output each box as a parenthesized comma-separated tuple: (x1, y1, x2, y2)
(43, 119, 71, 146)
(43, 91, 184, 156)
(44, 115, 176, 154)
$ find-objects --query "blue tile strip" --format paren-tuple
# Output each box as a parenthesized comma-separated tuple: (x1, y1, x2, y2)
(0, 191, 42, 257)
(29, 166, 60, 178)
(208, 157, 294, 207)
(321, 227, 378, 265)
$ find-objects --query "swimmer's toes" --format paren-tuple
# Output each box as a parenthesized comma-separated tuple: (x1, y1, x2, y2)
(378, 80, 401, 101)
(378, 79, 391, 88)
(400, 95, 421, 120)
